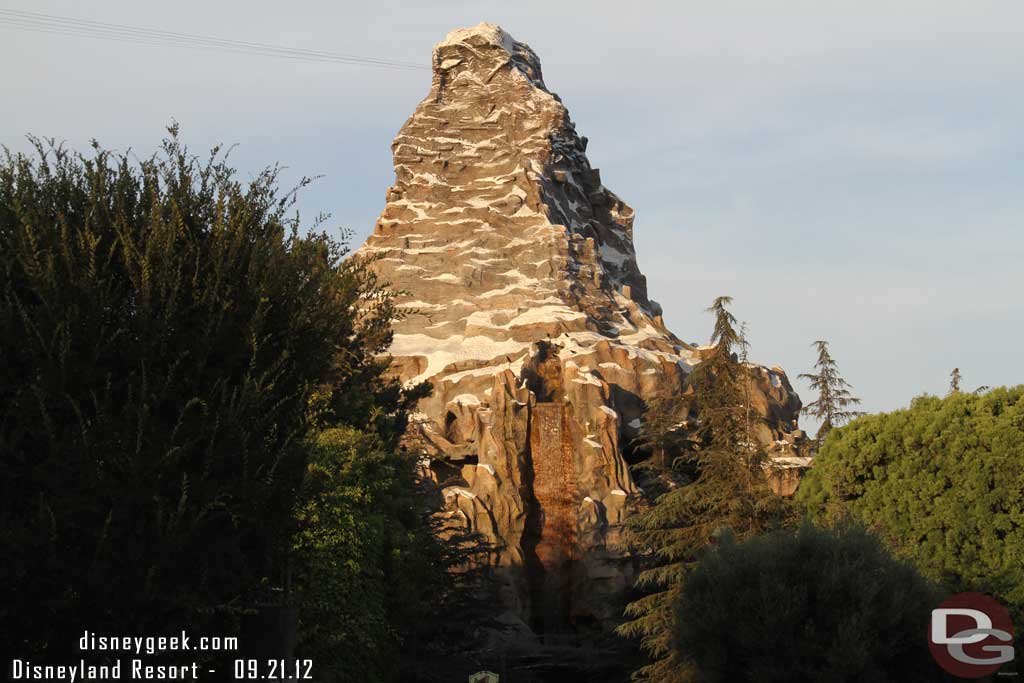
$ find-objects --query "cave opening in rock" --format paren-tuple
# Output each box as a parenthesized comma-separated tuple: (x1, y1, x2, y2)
(522, 341, 564, 402)
(444, 410, 460, 443)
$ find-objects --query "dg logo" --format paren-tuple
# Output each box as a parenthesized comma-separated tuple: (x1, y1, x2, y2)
(929, 592, 1015, 679)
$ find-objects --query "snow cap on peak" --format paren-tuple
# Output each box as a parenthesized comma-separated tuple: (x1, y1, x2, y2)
(432, 22, 545, 86)
(437, 22, 516, 53)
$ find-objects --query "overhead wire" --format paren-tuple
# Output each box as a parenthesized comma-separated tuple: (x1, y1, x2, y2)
(0, 8, 429, 71)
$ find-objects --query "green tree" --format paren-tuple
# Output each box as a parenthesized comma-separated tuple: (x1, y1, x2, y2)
(798, 340, 863, 445)
(738, 321, 753, 446)
(694, 298, 745, 450)
(798, 386, 1024, 622)
(635, 396, 693, 472)
(291, 426, 444, 682)
(618, 297, 790, 682)
(0, 131, 411, 660)
(672, 524, 948, 682)
(292, 428, 397, 681)
(947, 368, 989, 396)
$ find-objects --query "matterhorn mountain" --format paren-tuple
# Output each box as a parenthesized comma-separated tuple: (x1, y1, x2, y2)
(356, 23, 804, 634)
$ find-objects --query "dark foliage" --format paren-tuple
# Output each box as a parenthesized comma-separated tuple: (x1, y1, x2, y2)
(0, 130, 409, 660)
(673, 524, 948, 682)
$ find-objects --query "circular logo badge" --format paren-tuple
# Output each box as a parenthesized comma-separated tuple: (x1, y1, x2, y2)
(928, 592, 1015, 679)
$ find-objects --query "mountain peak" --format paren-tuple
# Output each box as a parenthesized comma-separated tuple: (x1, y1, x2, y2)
(433, 22, 547, 91)
(356, 24, 804, 635)
(436, 22, 515, 53)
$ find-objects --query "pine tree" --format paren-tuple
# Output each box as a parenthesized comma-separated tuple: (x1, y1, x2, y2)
(692, 297, 745, 452)
(617, 297, 790, 681)
(799, 340, 863, 445)
(949, 368, 962, 394)
(739, 321, 753, 447)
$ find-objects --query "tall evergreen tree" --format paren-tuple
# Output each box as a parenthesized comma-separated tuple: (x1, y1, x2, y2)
(617, 297, 789, 682)
(693, 297, 745, 451)
(739, 321, 753, 447)
(798, 340, 863, 445)
(949, 368, 962, 394)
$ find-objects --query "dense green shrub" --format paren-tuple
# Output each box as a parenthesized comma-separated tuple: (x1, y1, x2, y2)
(0, 131, 407, 658)
(798, 387, 1024, 618)
(673, 524, 947, 682)
(291, 426, 443, 682)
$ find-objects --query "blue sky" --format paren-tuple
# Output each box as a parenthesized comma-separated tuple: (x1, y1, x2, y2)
(3, 1, 1022, 431)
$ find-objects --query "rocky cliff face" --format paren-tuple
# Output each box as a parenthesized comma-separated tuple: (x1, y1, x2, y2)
(356, 23, 803, 634)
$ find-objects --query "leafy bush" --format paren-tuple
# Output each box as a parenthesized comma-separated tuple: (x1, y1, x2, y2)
(673, 524, 947, 682)
(291, 426, 443, 682)
(0, 131, 404, 658)
(798, 387, 1024, 618)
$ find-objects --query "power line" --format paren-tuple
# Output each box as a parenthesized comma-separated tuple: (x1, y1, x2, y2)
(0, 8, 429, 71)
(0, 8, 427, 69)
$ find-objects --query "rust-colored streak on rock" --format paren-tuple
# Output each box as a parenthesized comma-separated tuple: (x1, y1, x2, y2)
(528, 402, 577, 630)
(529, 402, 577, 569)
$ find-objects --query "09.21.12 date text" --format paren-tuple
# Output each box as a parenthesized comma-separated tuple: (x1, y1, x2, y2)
(233, 659, 313, 679)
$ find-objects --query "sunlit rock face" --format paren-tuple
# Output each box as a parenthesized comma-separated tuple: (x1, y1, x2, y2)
(356, 23, 803, 633)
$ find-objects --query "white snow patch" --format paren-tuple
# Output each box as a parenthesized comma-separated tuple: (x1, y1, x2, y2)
(389, 334, 531, 385)
(444, 487, 477, 499)
(425, 273, 461, 284)
(771, 456, 813, 469)
(442, 355, 527, 384)
(507, 305, 585, 327)
(478, 281, 550, 299)
(397, 300, 445, 310)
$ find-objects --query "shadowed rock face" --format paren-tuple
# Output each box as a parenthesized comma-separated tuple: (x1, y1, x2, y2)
(356, 23, 803, 634)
